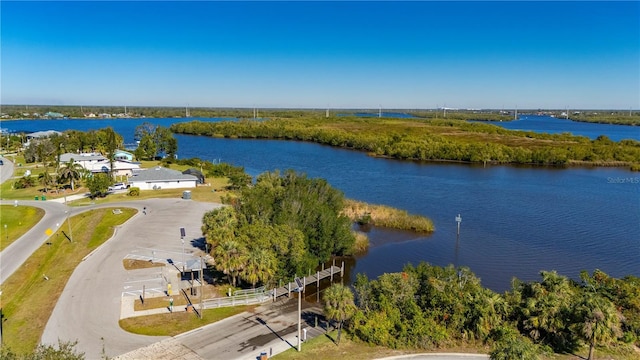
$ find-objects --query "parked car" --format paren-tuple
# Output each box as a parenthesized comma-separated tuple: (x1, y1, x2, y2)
(108, 182, 129, 191)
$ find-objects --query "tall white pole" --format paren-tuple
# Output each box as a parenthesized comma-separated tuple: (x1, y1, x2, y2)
(297, 290, 302, 352)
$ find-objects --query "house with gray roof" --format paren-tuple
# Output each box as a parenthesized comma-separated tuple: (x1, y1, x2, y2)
(128, 166, 198, 190)
(59, 152, 107, 169)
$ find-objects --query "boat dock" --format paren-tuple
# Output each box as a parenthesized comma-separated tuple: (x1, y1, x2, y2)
(272, 262, 344, 300)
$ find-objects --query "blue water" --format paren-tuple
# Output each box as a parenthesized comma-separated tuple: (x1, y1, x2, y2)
(479, 115, 640, 141)
(2, 118, 639, 291)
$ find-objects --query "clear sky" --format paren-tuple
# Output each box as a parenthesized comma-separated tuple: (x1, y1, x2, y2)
(1, 1, 638, 109)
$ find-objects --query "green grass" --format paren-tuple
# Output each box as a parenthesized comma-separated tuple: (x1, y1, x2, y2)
(119, 305, 253, 336)
(0, 205, 45, 251)
(0, 207, 136, 354)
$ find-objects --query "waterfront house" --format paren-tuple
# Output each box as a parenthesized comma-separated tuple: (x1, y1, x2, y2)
(114, 149, 134, 162)
(128, 166, 198, 190)
(59, 152, 107, 168)
(84, 160, 141, 178)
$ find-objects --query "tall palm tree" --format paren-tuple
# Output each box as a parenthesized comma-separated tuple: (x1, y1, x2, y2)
(575, 293, 621, 360)
(323, 283, 356, 345)
(58, 158, 84, 191)
(213, 239, 247, 287)
(241, 248, 276, 288)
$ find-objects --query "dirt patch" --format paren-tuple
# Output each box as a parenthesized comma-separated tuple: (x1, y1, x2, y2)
(123, 258, 166, 270)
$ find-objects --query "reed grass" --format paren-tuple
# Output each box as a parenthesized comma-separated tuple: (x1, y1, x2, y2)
(343, 199, 434, 232)
(352, 231, 369, 253)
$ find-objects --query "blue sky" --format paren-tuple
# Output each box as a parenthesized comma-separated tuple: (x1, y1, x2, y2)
(2, 1, 638, 109)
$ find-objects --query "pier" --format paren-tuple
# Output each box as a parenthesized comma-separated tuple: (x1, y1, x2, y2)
(272, 262, 344, 300)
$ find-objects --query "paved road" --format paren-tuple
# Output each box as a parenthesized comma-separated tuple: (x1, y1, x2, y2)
(41, 198, 222, 359)
(0, 200, 73, 284)
(0, 155, 14, 184)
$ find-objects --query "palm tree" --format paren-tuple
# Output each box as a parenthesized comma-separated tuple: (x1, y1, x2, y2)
(323, 283, 356, 345)
(575, 293, 621, 360)
(241, 248, 276, 288)
(38, 168, 54, 193)
(213, 239, 247, 287)
(58, 158, 84, 191)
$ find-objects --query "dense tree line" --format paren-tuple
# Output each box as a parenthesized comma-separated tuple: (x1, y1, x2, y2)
(346, 263, 639, 359)
(201, 170, 355, 287)
(170, 118, 640, 168)
(569, 112, 640, 126)
(133, 122, 177, 160)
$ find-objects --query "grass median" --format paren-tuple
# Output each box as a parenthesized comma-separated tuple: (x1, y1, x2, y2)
(119, 305, 253, 337)
(0, 207, 136, 354)
(0, 205, 44, 251)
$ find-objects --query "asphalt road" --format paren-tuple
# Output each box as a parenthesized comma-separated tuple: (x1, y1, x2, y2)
(0, 199, 74, 284)
(0, 155, 14, 184)
(174, 297, 324, 360)
(41, 198, 221, 359)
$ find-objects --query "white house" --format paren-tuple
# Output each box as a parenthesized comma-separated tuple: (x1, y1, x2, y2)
(59, 153, 107, 168)
(128, 166, 198, 190)
(84, 160, 141, 178)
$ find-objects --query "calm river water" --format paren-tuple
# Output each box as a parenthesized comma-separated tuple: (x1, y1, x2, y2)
(2, 117, 639, 292)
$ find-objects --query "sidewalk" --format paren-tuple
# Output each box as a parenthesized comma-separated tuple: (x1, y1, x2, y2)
(47, 193, 90, 203)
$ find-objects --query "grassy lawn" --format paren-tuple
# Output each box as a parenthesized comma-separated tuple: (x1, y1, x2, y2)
(0, 205, 45, 251)
(119, 305, 253, 336)
(132, 283, 223, 311)
(0, 207, 136, 354)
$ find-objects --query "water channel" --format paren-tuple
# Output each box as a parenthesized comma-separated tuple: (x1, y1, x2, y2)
(2, 117, 638, 292)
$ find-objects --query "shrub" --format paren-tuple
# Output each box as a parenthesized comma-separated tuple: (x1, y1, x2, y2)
(14, 175, 35, 189)
(128, 187, 140, 197)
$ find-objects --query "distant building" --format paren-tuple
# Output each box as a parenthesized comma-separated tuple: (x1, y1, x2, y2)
(114, 149, 134, 162)
(25, 130, 63, 146)
(129, 166, 198, 190)
(44, 112, 64, 118)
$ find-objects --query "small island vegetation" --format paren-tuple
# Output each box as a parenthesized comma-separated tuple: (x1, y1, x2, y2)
(171, 117, 640, 170)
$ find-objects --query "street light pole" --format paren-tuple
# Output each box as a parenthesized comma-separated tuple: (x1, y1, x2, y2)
(180, 227, 186, 272)
(295, 277, 303, 352)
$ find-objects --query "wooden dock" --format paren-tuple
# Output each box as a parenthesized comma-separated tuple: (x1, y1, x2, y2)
(272, 263, 344, 299)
